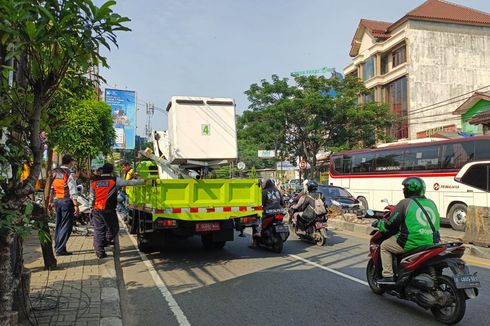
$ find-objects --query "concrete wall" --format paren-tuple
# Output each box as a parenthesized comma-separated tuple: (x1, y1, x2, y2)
(407, 20, 490, 139)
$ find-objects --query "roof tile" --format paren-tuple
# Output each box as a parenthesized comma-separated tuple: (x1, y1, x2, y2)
(402, 0, 490, 28)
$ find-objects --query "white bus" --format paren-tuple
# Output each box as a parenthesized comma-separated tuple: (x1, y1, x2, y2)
(329, 136, 490, 231)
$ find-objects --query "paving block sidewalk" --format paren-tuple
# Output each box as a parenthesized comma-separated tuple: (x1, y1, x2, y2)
(23, 231, 122, 326)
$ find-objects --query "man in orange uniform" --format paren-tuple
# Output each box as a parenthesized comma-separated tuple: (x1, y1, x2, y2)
(49, 154, 79, 256)
(89, 163, 145, 258)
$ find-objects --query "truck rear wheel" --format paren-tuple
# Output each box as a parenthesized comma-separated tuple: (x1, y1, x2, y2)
(129, 214, 139, 235)
(201, 234, 226, 250)
(137, 232, 154, 253)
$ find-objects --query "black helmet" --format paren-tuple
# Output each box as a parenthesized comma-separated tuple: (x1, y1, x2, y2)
(307, 180, 318, 192)
(402, 176, 426, 198)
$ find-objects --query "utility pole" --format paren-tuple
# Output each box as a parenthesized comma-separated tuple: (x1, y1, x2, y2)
(145, 103, 155, 137)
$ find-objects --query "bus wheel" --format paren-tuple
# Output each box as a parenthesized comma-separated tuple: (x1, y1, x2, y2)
(448, 203, 467, 231)
(358, 197, 369, 210)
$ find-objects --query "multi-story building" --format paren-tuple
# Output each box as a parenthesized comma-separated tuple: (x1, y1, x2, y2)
(344, 0, 490, 140)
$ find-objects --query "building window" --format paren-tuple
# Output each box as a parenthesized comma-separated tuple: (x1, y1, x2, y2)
(381, 53, 389, 75)
(392, 45, 406, 68)
(363, 92, 374, 103)
(383, 76, 408, 139)
(362, 56, 375, 81)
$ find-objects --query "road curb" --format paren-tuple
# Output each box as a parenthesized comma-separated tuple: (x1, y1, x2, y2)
(99, 244, 123, 326)
(465, 244, 490, 260)
(328, 218, 490, 262)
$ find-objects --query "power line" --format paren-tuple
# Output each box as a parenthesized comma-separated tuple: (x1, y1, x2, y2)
(406, 84, 490, 116)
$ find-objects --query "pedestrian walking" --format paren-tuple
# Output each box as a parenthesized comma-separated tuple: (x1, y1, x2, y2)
(89, 163, 145, 258)
(48, 154, 78, 256)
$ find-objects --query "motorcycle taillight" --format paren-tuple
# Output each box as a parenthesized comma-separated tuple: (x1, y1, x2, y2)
(275, 215, 284, 221)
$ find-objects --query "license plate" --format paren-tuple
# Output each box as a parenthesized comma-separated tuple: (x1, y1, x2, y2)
(196, 222, 220, 232)
(454, 274, 480, 289)
(274, 225, 289, 233)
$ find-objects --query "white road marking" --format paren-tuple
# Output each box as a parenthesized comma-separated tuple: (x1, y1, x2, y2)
(119, 218, 191, 326)
(288, 254, 369, 287)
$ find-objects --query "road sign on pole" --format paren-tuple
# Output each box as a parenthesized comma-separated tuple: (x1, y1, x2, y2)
(299, 160, 307, 170)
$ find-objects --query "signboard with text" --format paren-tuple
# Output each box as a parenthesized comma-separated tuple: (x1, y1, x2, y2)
(104, 88, 136, 150)
(258, 150, 276, 158)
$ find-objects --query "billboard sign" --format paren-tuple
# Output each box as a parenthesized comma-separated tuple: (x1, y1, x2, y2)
(104, 88, 136, 150)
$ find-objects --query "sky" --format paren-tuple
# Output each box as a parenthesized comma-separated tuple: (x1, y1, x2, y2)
(100, 0, 490, 136)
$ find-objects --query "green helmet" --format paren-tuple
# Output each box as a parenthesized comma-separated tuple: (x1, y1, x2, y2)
(402, 176, 426, 197)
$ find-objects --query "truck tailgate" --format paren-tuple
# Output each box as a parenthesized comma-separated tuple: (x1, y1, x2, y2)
(128, 179, 262, 221)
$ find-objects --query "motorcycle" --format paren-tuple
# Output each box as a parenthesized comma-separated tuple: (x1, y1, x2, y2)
(365, 208, 480, 324)
(373, 198, 395, 219)
(288, 199, 328, 246)
(117, 190, 130, 222)
(76, 185, 91, 225)
(252, 213, 289, 253)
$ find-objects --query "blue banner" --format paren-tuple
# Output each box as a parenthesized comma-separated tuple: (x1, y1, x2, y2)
(104, 89, 136, 150)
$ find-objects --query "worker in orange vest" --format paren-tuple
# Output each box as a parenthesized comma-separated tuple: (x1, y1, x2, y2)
(89, 163, 145, 258)
(48, 154, 78, 256)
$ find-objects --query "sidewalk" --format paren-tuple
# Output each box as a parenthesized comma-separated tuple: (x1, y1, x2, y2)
(23, 231, 122, 326)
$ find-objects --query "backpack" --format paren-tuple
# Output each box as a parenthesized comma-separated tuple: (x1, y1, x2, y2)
(309, 194, 326, 216)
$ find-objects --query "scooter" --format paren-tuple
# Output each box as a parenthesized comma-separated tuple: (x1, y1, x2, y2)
(289, 210, 328, 246)
(365, 209, 480, 325)
(252, 214, 289, 253)
(76, 185, 91, 225)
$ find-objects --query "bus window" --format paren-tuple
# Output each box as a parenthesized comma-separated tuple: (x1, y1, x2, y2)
(343, 155, 352, 174)
(475, 140, 490, 160)
(375, 150, 403, 172)
(333, 156, 342, 173)
(452, 141, 475, 169)
(404, 145, 440, 171)
(352, 153, 375, 173)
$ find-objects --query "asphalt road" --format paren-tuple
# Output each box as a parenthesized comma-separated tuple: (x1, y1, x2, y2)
(117, 227, 489, 326)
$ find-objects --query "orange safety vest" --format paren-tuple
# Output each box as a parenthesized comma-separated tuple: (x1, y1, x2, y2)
(91, 176, 117, 211)
(51, 168, 71, 199)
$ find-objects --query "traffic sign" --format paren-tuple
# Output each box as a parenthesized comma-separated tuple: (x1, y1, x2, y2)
(299, 160, 307, 170)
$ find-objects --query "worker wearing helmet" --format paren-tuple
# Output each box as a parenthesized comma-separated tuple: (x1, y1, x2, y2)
(374, 177, 441, 285)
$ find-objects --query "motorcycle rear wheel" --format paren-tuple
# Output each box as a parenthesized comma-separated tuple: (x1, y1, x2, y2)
(431, 275, 466, 325)
(366, 259, 385, 295)
(272, 235, 284, 253)
(315, 230, 326, 246)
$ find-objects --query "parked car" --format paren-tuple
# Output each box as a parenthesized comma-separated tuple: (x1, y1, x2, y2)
(317, 185, 364, 217)
(288, 179, 303, 192)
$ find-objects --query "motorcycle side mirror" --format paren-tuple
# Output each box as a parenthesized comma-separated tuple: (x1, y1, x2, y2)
(381, 198, 389, 204)
(365, 209, 375, 218)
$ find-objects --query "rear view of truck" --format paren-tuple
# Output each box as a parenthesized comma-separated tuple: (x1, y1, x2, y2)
(127, 170, 261, 252)
(125, 96, 262, 252)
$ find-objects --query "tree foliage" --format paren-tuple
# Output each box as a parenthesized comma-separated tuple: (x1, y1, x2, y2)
(0, 0, 130, 198)
(239, 75, 395, 178)
(0, 1, 129, 319)
(50, 96, 115, 166)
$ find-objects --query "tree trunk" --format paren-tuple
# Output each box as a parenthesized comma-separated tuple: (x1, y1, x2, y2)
(41, 169, 57, 270)
(0, 232, 14, 325)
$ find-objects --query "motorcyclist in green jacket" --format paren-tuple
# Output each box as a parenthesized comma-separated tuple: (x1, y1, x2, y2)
(374, 177, 441, 285)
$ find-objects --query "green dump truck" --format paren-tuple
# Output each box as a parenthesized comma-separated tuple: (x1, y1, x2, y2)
(127, 163, 262, 252)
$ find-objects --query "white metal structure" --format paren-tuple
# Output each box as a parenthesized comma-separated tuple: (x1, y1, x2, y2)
(166, 96, 238, 164)
(329, 136, 490, 230)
